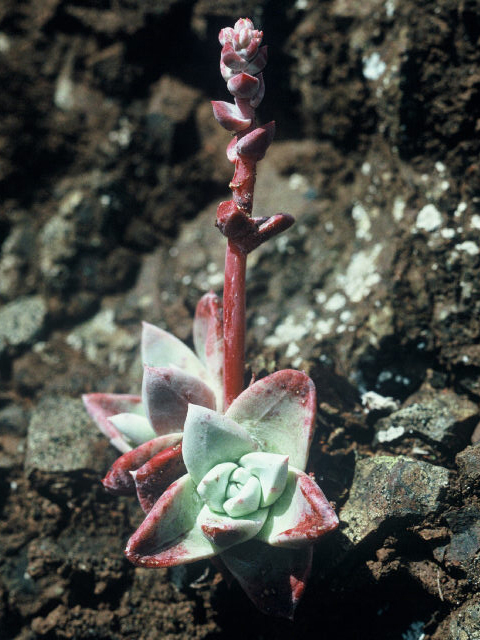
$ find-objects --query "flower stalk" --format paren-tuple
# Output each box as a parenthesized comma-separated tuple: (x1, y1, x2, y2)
(212, 18, 294, 408)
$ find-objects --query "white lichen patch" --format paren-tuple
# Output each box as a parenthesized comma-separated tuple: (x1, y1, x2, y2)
(109, 117, 132, 148)
(314, 318, 335, 340)
(454, 201, 467, 217)
(351, 202, 372, 241)
(385, 0, 396, 17)
(363, 52, 386, 81)
(455, 241, 480, 256)
(392, 197, 405, 222)
(362, 391, 399, 413)
(376, 425, 406, 443)
(416, 204, 442, 231)
(264, 314, 310, 348)
(470, 215, 480, 230)
(288, 173, 308, 191)
(285, 342, 300, 358)
(325, 292, 347, 312)
(337, 244, 383, 303)
(314, 290, 327, 305)
(440, 228, 456, 239)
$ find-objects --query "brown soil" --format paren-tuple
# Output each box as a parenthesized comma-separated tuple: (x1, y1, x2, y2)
(1, 1, 480, 638)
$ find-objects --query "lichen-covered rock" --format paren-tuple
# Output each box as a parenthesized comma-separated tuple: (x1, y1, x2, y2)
(0, 295, 47, 357)
(66, 307, 138, 376)
(340, 455, 450, 546)
(456, 443, 480, 491)
(25, 396, 108, 474)
(374, 388, 478, 451)
(432, 597, 480, 640)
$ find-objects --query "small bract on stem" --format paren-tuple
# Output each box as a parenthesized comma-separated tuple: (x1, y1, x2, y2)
(212, 18, 294, 408)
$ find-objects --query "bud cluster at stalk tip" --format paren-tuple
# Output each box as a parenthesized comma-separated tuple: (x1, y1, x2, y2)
(212, 18, 268, 133)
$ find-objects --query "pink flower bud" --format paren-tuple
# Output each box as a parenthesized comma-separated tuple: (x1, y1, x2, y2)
(219, 27, 235, 46)
(234, 18, 254, 32)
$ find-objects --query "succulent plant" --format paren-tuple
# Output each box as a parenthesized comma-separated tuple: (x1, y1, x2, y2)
(83, 18, 338, 618)
(125, 370, 338, 618)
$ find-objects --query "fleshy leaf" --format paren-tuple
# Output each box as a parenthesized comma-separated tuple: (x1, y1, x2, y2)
(132, 442, 186, 513)
(141, 321, 208, 382)
(245, 45, 268, 75)
(125, 474, 218, 567)
(197, 462, 237, 513)
(223, 476, 261, 517)
(239, 452, 289, 508)
(193, 291, 224, 410)
(235, 121, 275, 160)
(108, 413, 156, 447)
(182, 404, 257, 486)
(226, 370, 316, 471)
(142, 365, 216, 435)
(82, 393, 144, 453)
(197, 504, 268, 547)
(102, 433, 182, 495)
(256, 468, 339, 548)
(227, 72, 260, 99)
(220, 539, 313, 619)
(211, 100, 251, 133)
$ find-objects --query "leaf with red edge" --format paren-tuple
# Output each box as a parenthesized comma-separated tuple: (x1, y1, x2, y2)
(193, 291, 224, 410)
(141, 322, 208, 383)
(132, 442, 186, 513)
(82, 393, 143, 453)
(142, 365, 216, 435)
(197, 504, 268, 548)
(226, 370, 317, 471)
(125, 474, 217, 567)
(102, 433, 183, 495)
(220, 539, 313, 619)
(211, 101, 251, 133)
(256, 469, 339, 547)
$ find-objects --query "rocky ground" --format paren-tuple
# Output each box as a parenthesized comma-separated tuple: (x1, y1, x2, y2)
(1, 0, 480, 638)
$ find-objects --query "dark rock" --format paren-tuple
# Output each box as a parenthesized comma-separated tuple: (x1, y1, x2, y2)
(25, 396, 108, 475)
(432, 597, 480, 640)
(340, 455, 450, 546)
(0, 404, 29, 437)
(444, 507, 480, 588)
(374, 388, 478, 451)
(456, 443, 480, 491)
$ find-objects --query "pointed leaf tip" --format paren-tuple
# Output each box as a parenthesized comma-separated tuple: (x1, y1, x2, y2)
(142, 365, 216, 436)
(226, 370, 316, 470)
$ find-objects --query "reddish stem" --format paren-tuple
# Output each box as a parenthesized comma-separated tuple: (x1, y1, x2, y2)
(223, 240, 247, 409)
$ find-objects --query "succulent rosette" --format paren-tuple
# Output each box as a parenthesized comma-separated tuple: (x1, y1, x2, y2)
(125, 370, 339, 618)
(82, 292, 223, 512)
